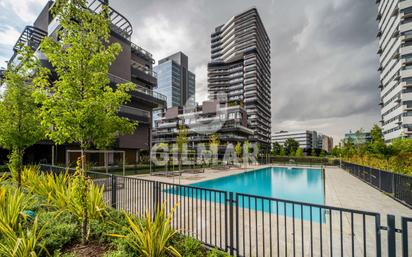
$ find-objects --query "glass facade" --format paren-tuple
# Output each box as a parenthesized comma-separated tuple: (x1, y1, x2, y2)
(154, 59, 196, 108)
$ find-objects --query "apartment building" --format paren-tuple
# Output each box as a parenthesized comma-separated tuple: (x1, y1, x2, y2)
(272, 131, 318, 150)
(272, 130, 333, 153)
(377, 0, 412, 142)
(152, 100, 253, 149)
(208, 8, 271, 148)
(5, 0, 166, 164)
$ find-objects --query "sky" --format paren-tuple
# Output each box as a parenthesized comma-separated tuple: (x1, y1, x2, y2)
(0, 0, 380, 143)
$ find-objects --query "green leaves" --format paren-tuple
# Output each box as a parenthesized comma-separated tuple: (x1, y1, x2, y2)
(0, 45, 46, 184)
(109, 203, 181, 257)
(35, 0, 137, 150)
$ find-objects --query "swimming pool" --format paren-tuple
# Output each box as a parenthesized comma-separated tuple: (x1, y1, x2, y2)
(187, 166, 325, 221)
(192, 166, 324, 204)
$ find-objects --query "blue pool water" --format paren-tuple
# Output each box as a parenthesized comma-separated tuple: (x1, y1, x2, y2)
(170, 166, 325, 221)
(192, 167, 324, 204)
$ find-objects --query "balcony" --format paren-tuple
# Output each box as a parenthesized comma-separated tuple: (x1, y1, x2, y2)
(131, 42, 154, 63)
(119, 105, 150, 123)
(88, 0, 133, 40)
(9, 26, 47, 64)
(108, 73, 166, 106)
(131, 63, 157, 85)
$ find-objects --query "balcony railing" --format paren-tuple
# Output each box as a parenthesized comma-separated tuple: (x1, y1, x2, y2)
(131, 63, 157, 78)
(108, 73, 166, 102)
(88, 0, 133, 40)
(131, 42, 154, 62)
(9, 26, 47, 64)
(119, 105, 150, 118)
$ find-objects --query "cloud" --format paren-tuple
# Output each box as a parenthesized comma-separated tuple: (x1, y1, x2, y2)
(0, 0, 381, 144)
(0, 25, 21, 46)
(0, 0, 47, 22)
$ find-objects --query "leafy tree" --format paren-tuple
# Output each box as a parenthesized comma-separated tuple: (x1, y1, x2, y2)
(272, 142, 282, 156)
(176, 124, 188, 170)
(34, 0, 137, 243)
(235, 142, 242, 160)
(311, 148, 317, 157)
(0, 46, 46, 187)
(368, 124, 388, 156)
(208, 133, 220, 164)
(279, 148, 286, 156)
(319, 150, 326, 157)
(284, 138, 299, 155)
(330, 146, 340, 157)
(296, 148, 304, 157)
(391, 138, 412, 154)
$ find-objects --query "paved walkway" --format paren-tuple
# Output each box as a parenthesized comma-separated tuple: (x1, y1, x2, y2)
(324, 166, 412, 219)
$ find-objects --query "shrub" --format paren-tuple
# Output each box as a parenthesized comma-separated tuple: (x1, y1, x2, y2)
(0, 186, 35, 232)
(0, 217, 48, 257)
(172, 235, 204, 257)
(109, 204, 180, 257)
(89, 208, 129, 244)
(37, 211, 80, 254)
(21, 166, 107, 242)
(103, 249, 134, 257)
(207, 248, 232, 257)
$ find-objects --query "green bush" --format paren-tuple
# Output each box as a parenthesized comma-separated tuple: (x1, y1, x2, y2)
(37, 211, 80, 254)
(103, 249, 134, 257)
(172, 235, 204, 257)
(89, 208, 129, 244)
(207, 248, 232, 257)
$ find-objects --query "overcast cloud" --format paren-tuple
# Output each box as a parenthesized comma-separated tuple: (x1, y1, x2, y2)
(0, 0, 380, 143)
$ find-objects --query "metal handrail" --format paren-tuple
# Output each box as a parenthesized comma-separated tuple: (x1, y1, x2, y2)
(108, 73, 166, 101)
(131, 63, 157, 78)
(131, 42, 154, 60)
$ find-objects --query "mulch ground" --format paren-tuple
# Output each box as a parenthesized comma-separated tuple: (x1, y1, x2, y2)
(65, 242, 108, 257)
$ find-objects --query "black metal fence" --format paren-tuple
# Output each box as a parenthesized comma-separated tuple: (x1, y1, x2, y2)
(341, 161, 412, 208)
(84, 171, 411, 257)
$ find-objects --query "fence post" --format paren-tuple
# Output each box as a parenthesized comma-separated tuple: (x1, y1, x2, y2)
(379, 169, 382, 190)
(228, 192, 234, 256)
(111, 175, 117, 209)
(402, 217, 409, 257)
(153, 181, 161, 217)
(392, 173, 395, 196)
(387, 214, 396, 257)
(376, 214, 382, 257)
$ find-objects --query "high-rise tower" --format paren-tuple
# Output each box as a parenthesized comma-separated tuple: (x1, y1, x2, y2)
(208, 8, 271, 147)
(377, 0, 412, 142)
(154, 52, 196, 108)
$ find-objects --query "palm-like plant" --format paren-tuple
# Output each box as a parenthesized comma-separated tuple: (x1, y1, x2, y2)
(0, 217, 48, 257)
(0, 187, 34, 232)
(110, 203, 181, 257)
(21, 165, 106, 243)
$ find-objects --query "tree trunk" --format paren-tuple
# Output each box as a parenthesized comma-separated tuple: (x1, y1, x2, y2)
(11, 147, 24, 188)
(79, 147, 89, 244)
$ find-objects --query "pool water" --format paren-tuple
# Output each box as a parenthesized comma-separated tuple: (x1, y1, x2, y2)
(192, 166, 324, 204)
(186, 166, 325, 221)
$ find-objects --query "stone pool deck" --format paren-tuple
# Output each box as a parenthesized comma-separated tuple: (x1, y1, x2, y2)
(133, 164, 412, 218)
(122, 165, 411, 256)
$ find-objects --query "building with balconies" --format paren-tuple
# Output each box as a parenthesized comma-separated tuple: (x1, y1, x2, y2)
(207, 8, 271, 150)
(152, 100, 253, 150)
(377, 0, 412, 142)
(5, 0, 166, 164)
